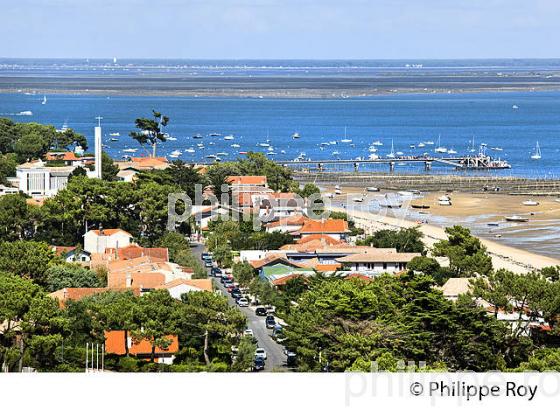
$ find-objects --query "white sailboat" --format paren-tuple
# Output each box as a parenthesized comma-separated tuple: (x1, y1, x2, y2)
(435, 135, 447, 153)
(41, 95, 47, 105)
(531, 141, 542, 160)
(386, 139, 396, 159)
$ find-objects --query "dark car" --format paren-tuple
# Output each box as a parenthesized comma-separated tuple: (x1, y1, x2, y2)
(265, 315, 276, 329)
(211, 267, 222, 277)
(255, 307, 267, 316)
(253, 357, 265, 371)
(204, 261, 213, 268)
(286, 352, 297, 368)
(201, 252, 210, 260)
(231, 289, 242, 299)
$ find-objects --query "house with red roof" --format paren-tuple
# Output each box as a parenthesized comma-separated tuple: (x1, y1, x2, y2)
(84, 228, 133, 254)
(104, 330, 179, 364)
(298, 218, 350, 241)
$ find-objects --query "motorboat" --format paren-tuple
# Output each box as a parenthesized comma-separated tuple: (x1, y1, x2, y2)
(366, 187, 380, 192)
(505, 215, 529, 222)
(522, 200, 539, 206)
(292, 132, 300, 139)
(123, 148, 137, 153)
(438, 200, 452, 206)
(224, 135, 234, 140)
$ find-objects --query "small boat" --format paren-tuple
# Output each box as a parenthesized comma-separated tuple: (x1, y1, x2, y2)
(123, 148, 137, 153)
(487, 222, 500, 227)
(398, 191, 414, 197)
(447, 148, 457, 154)
(193, 134, 203, 139)
(372, 140, 383, 146)
(386, 139, 396, 158)
(438, 200, 452, 206)
(411, 204, 430, 209)
(531, 141, 542, 160)
(505, 215, 529, 222)
(239, 151, 248, 155)
(109, 132, 120, 137)
(292, 132, 300, 139)
(110, 138, 118, 142)
(368, 154, 379, 160)
(368, 146, 378, 152)
(185, 148, 195, 153)
(224, 135, 234, 140)
(340, 139, 352, 143)
(409, 145, 416, 149)
(425, 140, 434, 145)
(522, 200, 539, 206)
(379, 202, 402, 209)
(258, 143, 270, 147)
(42, 96, 47, 105)
(206, 154, 217, 159)
(334, 189, 342, 195)
(395, 151, 404, 156)
(512, 105, 519, 110)
(208, 133, 221, 137)
(169, 150, 182, 158)
(438, 195, 451, 202)
(491, 147, 503, 151)
(166, 136, 177, 141)
(16, 111, 33, 116)
(352, 196, 364, 203)
(417, 142, 426, 148)
(231, 143, 240, 148)
(435, 135, 447, 153)
(366, 187, 380, 192)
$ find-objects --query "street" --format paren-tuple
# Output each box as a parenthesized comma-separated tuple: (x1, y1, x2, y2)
(191, 242, 288, 371)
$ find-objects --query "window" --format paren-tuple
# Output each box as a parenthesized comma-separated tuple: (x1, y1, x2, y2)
(383, 263, 387, 270)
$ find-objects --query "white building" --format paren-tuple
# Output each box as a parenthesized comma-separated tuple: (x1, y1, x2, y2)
(336, 251, 421, 276)
(16, 160, 76, 197)
(84, 228, 133, 254)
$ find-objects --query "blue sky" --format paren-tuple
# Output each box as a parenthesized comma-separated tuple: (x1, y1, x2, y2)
(1, 0, 559, 59)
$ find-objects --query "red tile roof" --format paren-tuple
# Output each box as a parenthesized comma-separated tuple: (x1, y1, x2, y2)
(249, 254, 307, 270)
(272, 273, 306, 286)
(227, 175, 267, 185)
(104, 330, 179, 356)
(299, 219, 349, 234)
(297, 234, 343, 245)
(46, 152, 79, 161)
(315, 263, 342, 272)
(266, 215, 309, 229)
(105, 244, 169, 262)
(89, 228, 132, 237)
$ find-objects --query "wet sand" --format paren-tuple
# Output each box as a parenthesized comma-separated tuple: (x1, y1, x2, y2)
(324, 187, 560, 269)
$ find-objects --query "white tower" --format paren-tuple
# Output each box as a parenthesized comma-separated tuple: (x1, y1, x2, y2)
(93, 116, 103, 179)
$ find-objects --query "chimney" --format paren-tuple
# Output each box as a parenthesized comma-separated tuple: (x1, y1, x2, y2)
(126, 272, 132, 288)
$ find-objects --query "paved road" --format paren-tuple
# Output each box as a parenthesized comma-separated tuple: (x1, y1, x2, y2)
(191, 242, 287, 371)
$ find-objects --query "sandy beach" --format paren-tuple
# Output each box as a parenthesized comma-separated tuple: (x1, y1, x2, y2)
(325, 189, 560, 273)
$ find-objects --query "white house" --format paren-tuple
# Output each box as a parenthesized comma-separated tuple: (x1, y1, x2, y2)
(336, 251, 421, 276)
(84, 228, 133, 254)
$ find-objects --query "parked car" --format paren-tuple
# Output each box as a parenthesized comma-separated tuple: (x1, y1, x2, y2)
(253, 357, 265, 371)
(201, 252, 210, 260)
(231, 289, 242, 299)
(255, 306, 267, 316)
(204, 261, 213, 268)
(255, 347, 267, 360)
(265, 315, 276, 329)
(237, 297, 249, 307)
(286, 352, 297, 367)
(211, 267, 222, 277)
(243, 329, 254, 337)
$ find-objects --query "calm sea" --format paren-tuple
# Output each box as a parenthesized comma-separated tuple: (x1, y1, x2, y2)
(1, 91, 559, 178)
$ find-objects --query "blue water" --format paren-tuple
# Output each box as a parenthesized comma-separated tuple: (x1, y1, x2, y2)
(1, 91, 560, 178)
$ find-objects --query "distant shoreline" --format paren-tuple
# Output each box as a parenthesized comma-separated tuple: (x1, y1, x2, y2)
(2, 85, 560, 98)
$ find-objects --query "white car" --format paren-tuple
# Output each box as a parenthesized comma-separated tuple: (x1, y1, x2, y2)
(243, 329, 254, 337)
(237, 297, 249, 307)
(255, 348, 267, 360)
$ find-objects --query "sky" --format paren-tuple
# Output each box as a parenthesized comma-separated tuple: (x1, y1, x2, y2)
(1, 0, 560, 59)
